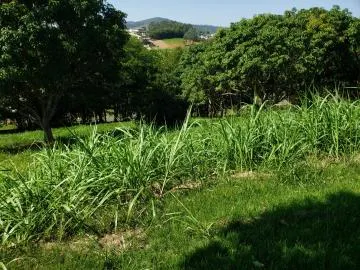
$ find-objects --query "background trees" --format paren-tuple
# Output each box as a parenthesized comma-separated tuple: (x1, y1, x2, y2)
(179, 7, 360, 116)
(183, 27, 200, 41)
(148, 20, 194, 39)
(1, 3, 359, 136)
(112, 38, 187, 125)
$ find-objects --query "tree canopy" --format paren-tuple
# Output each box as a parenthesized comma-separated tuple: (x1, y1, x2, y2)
(117, 38, 187, 125)
(179, 6, 360, 116)
(183, 27, 200, 41)
(1, 4, 360, 136)
(0, 0, 128, 142)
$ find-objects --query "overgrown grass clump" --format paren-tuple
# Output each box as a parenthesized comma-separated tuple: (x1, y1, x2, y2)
(1, 95, 360, 246)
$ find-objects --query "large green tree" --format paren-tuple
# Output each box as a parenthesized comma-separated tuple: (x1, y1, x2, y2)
(115, 38, 187, 125)
(179, 7, 360, 116)
(0, 0, 128, 142)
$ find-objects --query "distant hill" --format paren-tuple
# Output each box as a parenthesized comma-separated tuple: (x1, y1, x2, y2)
(126, 17, 171, 29)
(127, 17, 220, 34)
(193, 24, 219, 34)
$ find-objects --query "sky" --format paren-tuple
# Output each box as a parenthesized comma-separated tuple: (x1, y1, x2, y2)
(109, 0, 360, 26)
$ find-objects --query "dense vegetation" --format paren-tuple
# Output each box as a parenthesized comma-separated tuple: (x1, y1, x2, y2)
(2, 96, 360, 269)
(1, 4, 359, 142)
(147, 20, 211, 41)
(0, 0, 186, 141)
(0, 0, 129, 142)
(0, 95, 360, 245)
(179, 6, 360, 116)
(1, 3, 360, 268)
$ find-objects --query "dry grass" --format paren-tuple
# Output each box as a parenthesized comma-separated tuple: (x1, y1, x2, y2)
(40, 228, 146, 254)
(151, 38, 185, 49)
(231, 171, 272, 179)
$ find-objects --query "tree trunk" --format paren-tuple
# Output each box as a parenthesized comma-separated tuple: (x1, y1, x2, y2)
(114, 105, 119, 122)
(97, 111, 104, 123)
(208, 98, 212, 118)
(42, 117, 54, 144)
(253, 85, 262, 106)
(19, 92, 59, 143)
(40, 93, 60, 144)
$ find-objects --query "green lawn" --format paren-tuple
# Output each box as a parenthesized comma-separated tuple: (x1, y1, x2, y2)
(1, 98, 360, 269)
(0, 121, 134, 169)
(1, 160, 359, 269)
(162, 38, 185, 47)
(0, 124, 17, 131)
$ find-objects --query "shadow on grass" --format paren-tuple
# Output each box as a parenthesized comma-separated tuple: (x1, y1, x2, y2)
(182, 192, 360, 270)
(0, 128, 22, 135)
(0, 137, 81, 155)
(0, 129, 132, 155)
(0, 142, 45, 155)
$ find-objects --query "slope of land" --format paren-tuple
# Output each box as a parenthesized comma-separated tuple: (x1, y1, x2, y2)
(151, 38, 185, 49)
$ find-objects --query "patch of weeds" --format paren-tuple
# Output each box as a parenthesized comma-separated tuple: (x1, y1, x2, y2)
(276, 161, 325, 186)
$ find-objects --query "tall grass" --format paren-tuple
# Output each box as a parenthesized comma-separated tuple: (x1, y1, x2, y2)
(1, 95, 360, 246)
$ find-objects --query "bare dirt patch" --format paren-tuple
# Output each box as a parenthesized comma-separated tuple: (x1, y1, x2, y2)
(151, 181, 203, 198)
(306, 155, 342, 169)
(231, 171, 272, 179)
(41, 228, 146, 254)
(171, 181, 202, 192)
(98, 228, 145, 251)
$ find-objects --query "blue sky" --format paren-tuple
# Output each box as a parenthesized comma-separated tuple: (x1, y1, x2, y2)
(109, 0, 360, 26)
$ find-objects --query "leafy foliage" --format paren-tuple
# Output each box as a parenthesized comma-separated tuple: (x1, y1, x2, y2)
(2, 95, 360, 246)
(179, 7, 360, 116)
(0, 0, 128, 141)
(184, 28, 200, 41)
(113, 38, 187, 125)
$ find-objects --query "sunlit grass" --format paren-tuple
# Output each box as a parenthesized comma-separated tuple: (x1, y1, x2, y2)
(0, 124, 16, 131)
(1, 94, 360, 269)
(162, 38, 185, 47)
(1, 161, 360, 269)
(0, 121, 134, 150)
(0, 121, 135, 169)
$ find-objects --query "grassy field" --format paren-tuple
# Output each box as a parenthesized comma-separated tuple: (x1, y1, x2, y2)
(0, 121, 134, 169)
(1, 95, 360, 269)
(1, 162, 359, 269)
(0, 124, 16, 131)
(153, 38, 185, 49)
(163, 38, 185, 46)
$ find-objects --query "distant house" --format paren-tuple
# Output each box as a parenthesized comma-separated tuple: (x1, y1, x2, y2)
(127, 27, 148, 40)
(137, 27, 147, 37)
(199, 33, 215, 40)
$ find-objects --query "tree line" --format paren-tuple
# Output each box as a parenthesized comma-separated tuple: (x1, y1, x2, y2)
(179, 6, 360, 116)
(147, 20, 199, 40)
(1, 2, 359, 142)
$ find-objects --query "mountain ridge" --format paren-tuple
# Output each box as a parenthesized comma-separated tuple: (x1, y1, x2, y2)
(126, 17, 220, 33)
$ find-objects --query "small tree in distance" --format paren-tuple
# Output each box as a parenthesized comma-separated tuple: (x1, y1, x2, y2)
(184, 27, 200, 42)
